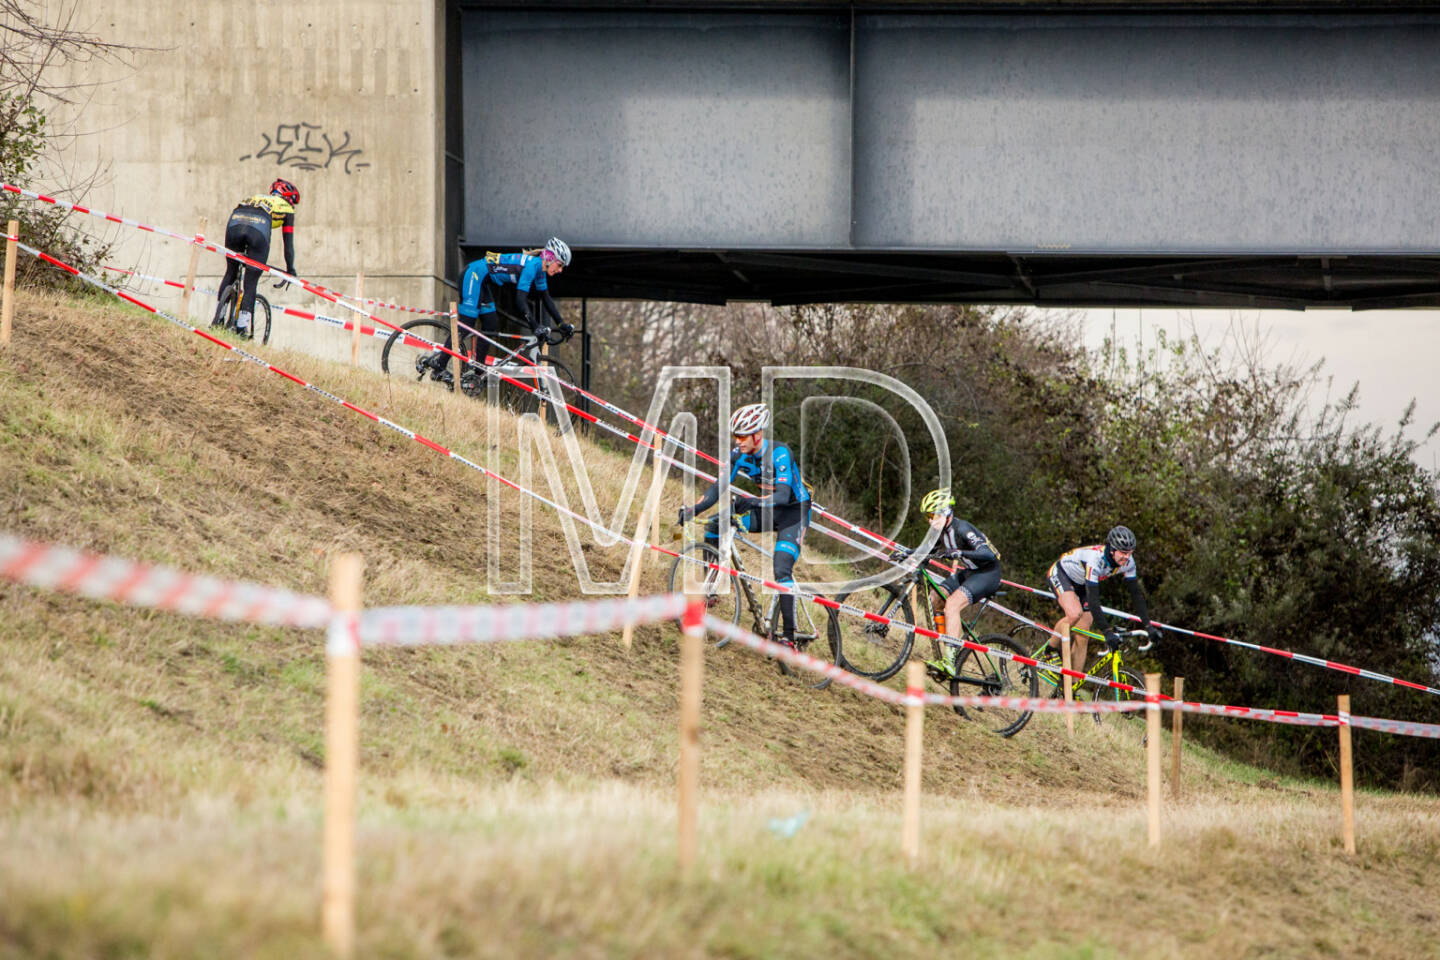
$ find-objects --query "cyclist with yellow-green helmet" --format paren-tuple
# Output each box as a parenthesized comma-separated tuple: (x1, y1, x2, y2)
(890, 488, 1003, 677)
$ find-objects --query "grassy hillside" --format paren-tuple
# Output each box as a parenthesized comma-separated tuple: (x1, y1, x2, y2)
(2, 289, 1438, 958)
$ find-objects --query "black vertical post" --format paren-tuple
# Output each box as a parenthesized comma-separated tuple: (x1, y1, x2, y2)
(581, 298, 592, 418)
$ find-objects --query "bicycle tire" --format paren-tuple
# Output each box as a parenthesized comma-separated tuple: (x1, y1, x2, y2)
(666, 542, 738, 647)
(829, 586, 915, 682)
(1082, 667, 1152, 742)
(486, 356, 590, 435)
(213, 283, 238, 330)
(251, 294, 272, 345)
(380, 318, 456, 389)
(1010, 623, 1063, 696)
(950, 633, 1037, 737)
(773, 595, 834, 690)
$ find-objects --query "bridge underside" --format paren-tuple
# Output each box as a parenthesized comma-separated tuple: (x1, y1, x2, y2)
(549, 250, 1440, 310)
(456, 4, 1440, 308)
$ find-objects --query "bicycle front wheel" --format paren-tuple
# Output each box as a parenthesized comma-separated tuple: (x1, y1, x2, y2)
(828, 586, 914, 682)
(380, 318, 455, 388)
(1083, 666, 1152, 745)
(951, 634, 1037, 737)
(666, 542, 738, 648)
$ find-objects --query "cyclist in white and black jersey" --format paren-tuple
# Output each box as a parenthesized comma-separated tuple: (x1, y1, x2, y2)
(1041, 525, 1162, 670)
(890, 488, 1002, 677)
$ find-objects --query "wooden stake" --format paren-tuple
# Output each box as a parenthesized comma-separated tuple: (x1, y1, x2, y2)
(677, 600, 705, 872)
(1146, 672, 1162, 848)
(323, 553, 363, 959)
(902, 660, 924, 868)
(350, 271, 363, 368)
(1060, 622, 1074, 736)
(1338, 694, 1356, 855)
(1171, 677, 1184, 799)
(449, 303, 461, 393)
(1, 219, 18, 349)
(622, 439, 674, 650)
(178, 216, 206, 324)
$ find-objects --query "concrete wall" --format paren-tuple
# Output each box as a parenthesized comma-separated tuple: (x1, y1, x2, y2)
(38, 0, 449, 365)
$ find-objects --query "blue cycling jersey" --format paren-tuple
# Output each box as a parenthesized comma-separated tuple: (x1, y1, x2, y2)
(484, 252, 548, 293)
(730, 439, 810, 508)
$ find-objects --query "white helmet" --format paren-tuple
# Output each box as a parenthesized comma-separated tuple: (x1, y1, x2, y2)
(544, 236, 572, 267)
(729, 402, 771, 437)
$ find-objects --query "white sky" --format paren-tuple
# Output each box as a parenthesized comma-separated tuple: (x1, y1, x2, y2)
(1076, 307, 1440, 472)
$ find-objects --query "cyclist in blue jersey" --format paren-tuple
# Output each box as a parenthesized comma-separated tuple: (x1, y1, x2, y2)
(1040, 525, 1162, 672)
(425, 237, 573, 383)
(677, 402, 811, 649)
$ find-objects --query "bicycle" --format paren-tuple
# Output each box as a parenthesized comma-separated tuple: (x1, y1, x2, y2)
(1011, 624, 1153, 735)
(667, 512, 833, 690)
(212, 276, 274, 345)
(379, 315, 588, 431)
(830, 559, 1037, 737)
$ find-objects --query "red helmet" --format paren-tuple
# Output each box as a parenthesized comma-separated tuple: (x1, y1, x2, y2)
(270, 178, 300, 205)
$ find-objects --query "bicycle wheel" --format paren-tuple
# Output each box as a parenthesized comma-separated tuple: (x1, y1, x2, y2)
(950, 634, 1037, 737)
(773, 594, 835, 690)
(380, 318, 455, 388)
(489, 356, 588, 432)
(212, 283, 238, 330)
(829, 586, 914, 682)
(250, 294, 272, 345)
(1010, 622, 1064, 697)
(1084, 666, 1152, 743)
(666, 542, 738, 648)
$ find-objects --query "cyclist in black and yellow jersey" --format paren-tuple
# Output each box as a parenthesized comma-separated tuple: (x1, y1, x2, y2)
(890, 488, 1003, 678)
(215, 178, 299, 336)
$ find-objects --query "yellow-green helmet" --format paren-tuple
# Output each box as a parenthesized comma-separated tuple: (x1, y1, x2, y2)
(920, 488, 955, 515)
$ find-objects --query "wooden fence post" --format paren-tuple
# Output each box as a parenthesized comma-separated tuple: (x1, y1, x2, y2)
(350, 271, 363, 368)
(449, 303, 461, 392)
(902, 660, 925, 867)
(178, 216, 206, 324)
(323, 554, 364, 958)
(1060, 622, 1074, 736)
(1171, 677, 1184, 799)
(677, 599, 705, 872)
(1, 219, 18, 349)
(1338, 694, 1356, 855)
(1146, 672, 1162, 848)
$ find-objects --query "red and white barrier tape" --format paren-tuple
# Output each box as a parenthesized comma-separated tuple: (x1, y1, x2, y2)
(13, 198, 1438, 700)
(350, 592, 691, 650)
(11, 239, 1191, 706)
(0, 532, 331, 630)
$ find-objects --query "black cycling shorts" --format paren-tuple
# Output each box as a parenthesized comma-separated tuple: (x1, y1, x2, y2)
(1047, 565, 1092, 611)
(938, 565, 1001, 604)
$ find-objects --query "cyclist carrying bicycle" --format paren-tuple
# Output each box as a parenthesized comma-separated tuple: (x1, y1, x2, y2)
(425, 237, 574, 383)
(890, 489, 1003, 678)
(677, 402, 811, 649)
(1042, 525, 1162, 672)
(215, 178, 299, 337)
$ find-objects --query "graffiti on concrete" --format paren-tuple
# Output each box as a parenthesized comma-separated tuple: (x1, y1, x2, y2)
(239, 122, 371, 173)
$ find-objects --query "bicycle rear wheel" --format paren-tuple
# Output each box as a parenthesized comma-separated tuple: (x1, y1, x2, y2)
(828, 586, 914, 682)
(773, 595, 834, 690)
(380, 319, 456, 388)
(950, 634, 1037, 737)
(250, 294, 272, 345)
(1010, 623, 1063, 697)
(666, 542, 738, 648)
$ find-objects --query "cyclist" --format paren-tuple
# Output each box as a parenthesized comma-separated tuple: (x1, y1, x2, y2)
(677, 402, 811, 649)
(215, 178, 299, 336)
(889, 489, 1003, 678)
(425, 237, 574, 383)
(1040, 525, 1163, 676)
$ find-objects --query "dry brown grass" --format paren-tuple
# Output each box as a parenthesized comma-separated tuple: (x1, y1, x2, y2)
(1, 289, 1438, 958)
